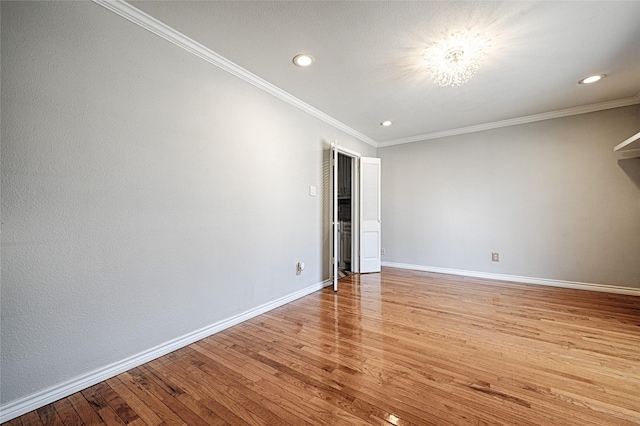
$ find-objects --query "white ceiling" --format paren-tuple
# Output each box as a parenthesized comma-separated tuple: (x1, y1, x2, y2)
(129, 1, 640, 147)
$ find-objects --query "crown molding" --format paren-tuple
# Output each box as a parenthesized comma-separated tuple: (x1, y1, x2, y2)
(92, 0, 378, 148)
(378, 96, 640, 148)
(92, 1, 640, 151)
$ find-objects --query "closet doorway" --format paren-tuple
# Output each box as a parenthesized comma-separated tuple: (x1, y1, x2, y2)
(337, 152, 356, 280)
(329, 143, 381, 292)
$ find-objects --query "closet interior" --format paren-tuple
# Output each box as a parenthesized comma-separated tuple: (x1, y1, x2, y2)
(337, 153, 353, 278)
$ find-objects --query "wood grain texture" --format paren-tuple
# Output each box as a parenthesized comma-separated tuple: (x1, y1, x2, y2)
(4, 268, 640, 425)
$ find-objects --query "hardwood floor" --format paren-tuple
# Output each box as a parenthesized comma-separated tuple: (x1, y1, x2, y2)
(4, 267, 640, 425)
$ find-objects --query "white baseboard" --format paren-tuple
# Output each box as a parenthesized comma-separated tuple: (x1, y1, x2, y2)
(0, 280, 331, 423)
(381, 262, 640, 296)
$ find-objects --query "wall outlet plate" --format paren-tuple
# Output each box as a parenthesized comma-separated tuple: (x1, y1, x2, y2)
(492, 252, 499, 262)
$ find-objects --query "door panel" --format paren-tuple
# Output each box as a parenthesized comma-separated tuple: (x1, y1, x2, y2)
(360, 157, 381, 273)
(362, 232, 379, 260)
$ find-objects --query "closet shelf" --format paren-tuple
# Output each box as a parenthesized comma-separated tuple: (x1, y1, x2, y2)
(614, 131, 640, 151)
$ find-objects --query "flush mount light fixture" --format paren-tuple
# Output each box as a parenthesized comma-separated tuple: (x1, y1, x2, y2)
(578, 74, 605, 84)
(424, 30, 490, 87)
(381, 120, 393, 127)
(292, 54, 314, 67)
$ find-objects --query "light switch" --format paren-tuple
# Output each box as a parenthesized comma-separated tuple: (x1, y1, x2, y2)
(309, 185, 317, 196)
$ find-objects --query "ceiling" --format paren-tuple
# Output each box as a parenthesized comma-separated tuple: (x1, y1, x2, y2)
(128, 1, 640, 147)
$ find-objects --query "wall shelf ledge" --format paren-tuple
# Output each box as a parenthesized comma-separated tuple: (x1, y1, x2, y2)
(614, 131, 640, 151)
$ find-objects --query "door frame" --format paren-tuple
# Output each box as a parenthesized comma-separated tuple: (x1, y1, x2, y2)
(331, 143, 361, 291)
(337, 146, 360, 275)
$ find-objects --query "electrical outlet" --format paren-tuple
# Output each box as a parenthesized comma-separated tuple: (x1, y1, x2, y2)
(492, 252, 499, 262)
(381, 248, 386, 255)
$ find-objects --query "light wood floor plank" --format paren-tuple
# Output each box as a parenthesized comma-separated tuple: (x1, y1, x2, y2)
(105, 376, 164, 426)
(15, 412, 41, 426)
(51, 398, 83, 426)
(66, 392, 105, 426)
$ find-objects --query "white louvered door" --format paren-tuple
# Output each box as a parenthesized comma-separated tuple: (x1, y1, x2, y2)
(331, 143, 339, 291)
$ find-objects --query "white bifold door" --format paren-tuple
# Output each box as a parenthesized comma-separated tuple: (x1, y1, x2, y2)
(359, 157, 381, 274)
(331, 144, 339, 291)
(331, 148, 381, 292)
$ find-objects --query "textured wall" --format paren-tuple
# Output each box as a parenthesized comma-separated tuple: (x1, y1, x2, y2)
(379, 105, 640, 288)
(0, 1, 374, 405)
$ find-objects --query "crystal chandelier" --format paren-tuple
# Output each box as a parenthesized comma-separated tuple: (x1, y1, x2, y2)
(424, 31, 490, 87)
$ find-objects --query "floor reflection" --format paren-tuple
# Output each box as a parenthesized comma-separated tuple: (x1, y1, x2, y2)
(318, 272, 387, 392)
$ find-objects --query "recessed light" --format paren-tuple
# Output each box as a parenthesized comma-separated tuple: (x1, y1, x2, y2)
(381, 120, 393, 127)
(579, 74, 605, 84)
(293, 54, 314, 67)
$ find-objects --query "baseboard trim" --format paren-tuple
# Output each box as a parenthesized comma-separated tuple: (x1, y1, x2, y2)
(0, 280, 330, 423)
(381, 262, 640, 296)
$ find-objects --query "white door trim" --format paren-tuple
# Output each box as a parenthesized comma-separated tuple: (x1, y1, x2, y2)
(331, 143, 338, 291)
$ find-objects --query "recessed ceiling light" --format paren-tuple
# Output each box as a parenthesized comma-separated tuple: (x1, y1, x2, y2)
(579, 74, 605, 84)
(381, 121, 392, 127)
(293, 54, 314, 67)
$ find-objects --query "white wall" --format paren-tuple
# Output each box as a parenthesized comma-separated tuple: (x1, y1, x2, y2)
(379, 105, 640, 288)
(0, 1, 375, 408)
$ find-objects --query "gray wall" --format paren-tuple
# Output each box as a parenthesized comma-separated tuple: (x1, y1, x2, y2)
(0, 1, 375, 405)
(379, 105, 640, 288)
